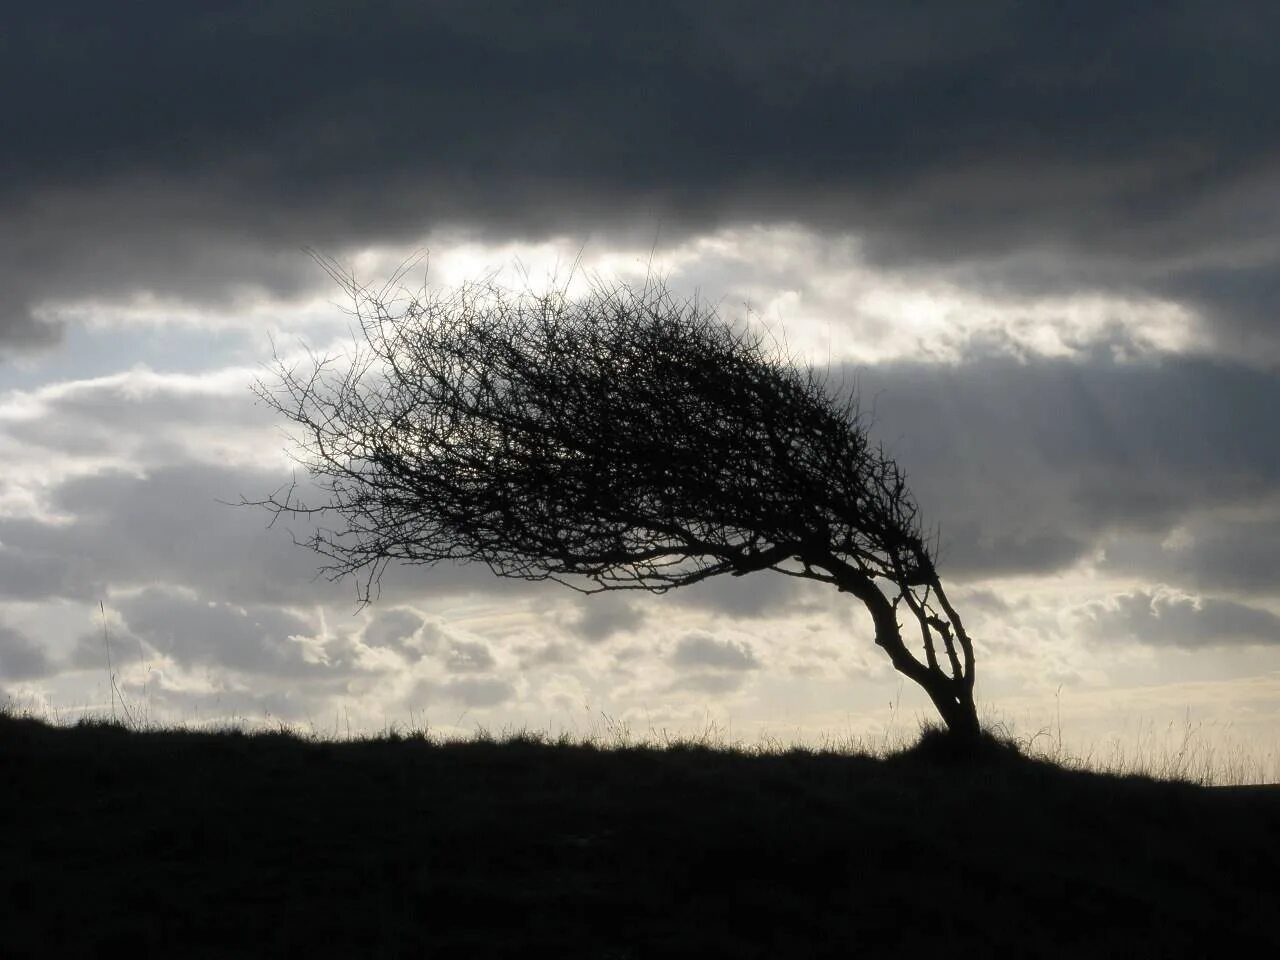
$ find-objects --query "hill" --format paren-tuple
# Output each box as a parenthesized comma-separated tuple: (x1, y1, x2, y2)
(3, 713, 1277, 957)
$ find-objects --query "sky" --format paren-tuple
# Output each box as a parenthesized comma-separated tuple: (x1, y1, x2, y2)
(4, 2, 1280, 763)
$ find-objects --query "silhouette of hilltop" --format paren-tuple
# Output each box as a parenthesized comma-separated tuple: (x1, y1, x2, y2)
(3, 713, 1277, 956)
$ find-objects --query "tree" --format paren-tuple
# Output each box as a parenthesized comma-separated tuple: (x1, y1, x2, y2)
(255, 261, 981, 743)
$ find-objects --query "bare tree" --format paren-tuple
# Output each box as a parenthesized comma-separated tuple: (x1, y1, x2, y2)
(254, 260, 980, 742)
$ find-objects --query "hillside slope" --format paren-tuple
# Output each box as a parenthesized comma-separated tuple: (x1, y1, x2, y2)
(3, 714, 1277, 957)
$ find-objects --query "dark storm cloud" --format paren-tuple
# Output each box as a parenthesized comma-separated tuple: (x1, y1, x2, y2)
(853, 354, 1280, 579)
(6, 2, 1280, 353)
(1081, 591, 1280, 648)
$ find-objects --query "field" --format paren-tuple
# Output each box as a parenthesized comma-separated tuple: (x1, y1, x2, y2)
(3, 710, 1278, 958)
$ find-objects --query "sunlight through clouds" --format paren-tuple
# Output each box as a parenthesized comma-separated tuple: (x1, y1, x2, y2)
(274, 225, 1212, 367)
(4, 3, 1280, 763)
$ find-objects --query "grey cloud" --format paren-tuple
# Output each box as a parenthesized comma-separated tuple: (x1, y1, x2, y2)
(852, 354, 1280, 580)
(0, 622, 54, 681)
(2, 376, 273, 460)
(0, 313, 62, 352)
(1158, 261, 1280, 360)
(0, 544, 92, 603)
(116, 670, 317, 726)
(1101, 512, 1280, 599)
(0, 465, 338, 607)
(362, 608, 423, 648)
(413, 677, 517, 710)
(952, 588, 1011, 616)
(110, 586, 318, 676)
(566, 595, 646, 643)
(315, 631, 381, 675)
(6, 346, 1279, 612)
(668, 672, 751, 696)
(444, 678, 516, 709)
(362, 608, 436, 660)
(7, 2, 1280, 356)
(671, 633, 760, 671)
(0, 184, 326, 351)
(516, 641, 575, 670)
(445, 640, 496, 674)
(668, 567, 809, 620)
(1081, 591, 1280, 648)
(69, 631, 121, 673)
(0, 461, 540, 608)
(666, 631, 760, 696)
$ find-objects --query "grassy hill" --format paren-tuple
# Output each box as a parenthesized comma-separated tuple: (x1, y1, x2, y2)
(3, 712, 1277, 958)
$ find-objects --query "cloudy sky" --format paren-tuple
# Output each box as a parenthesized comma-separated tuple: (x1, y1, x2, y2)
(4, 2, 1280, 760)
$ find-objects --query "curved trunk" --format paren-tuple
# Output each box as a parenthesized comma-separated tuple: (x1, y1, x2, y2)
(819, 553, 980, 743)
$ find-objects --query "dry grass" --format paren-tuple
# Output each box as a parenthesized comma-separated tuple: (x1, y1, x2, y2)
(7, 690, 1276, 786)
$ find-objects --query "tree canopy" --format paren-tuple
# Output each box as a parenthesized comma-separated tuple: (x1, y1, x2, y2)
(256, 262, 980, 740)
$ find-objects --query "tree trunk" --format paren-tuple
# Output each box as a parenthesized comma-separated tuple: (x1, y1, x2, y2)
(922, 681, 981, 745)
(822, 556, 982, 747)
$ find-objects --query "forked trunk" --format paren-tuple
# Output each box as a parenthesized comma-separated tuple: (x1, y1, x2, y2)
(823, 555, 981, 748)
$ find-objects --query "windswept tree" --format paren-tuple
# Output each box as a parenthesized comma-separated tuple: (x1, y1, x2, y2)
(256, 261, 981, 742)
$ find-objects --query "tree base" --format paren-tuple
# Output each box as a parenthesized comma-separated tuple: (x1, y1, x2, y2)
(898, 724, 1024, 766)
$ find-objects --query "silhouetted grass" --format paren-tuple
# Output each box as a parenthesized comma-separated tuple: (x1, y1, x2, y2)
(3, 710, 1277, 957)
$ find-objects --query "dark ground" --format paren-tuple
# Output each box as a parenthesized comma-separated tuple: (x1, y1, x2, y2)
(2, 713, 1277, 958)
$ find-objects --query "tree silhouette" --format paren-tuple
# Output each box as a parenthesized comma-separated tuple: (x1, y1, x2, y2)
(255, 261, 980, 742)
